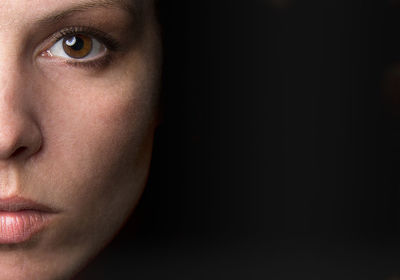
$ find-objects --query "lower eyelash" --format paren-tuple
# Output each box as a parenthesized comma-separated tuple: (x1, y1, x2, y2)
(65, 53, 114, 70)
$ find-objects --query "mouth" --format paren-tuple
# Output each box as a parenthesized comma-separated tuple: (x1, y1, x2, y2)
(0, 197, 57, 244)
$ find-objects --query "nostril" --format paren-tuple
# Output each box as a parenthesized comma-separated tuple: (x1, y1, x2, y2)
(0, 118, 43, 160)
(12, 147, 27, 158)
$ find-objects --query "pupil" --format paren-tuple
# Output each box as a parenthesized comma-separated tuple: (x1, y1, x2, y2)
(65, 36, 84, 51)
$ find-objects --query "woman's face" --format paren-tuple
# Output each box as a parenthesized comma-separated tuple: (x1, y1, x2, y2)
(0, 0, 160, 278)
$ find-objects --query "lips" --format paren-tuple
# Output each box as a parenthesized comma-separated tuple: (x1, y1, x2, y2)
(0, 197, 56, 244)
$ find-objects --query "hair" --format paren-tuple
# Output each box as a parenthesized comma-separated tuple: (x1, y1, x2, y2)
(154, 0, 162, 26)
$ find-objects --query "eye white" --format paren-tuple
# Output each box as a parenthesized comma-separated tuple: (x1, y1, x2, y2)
(48, 36, 105, 59)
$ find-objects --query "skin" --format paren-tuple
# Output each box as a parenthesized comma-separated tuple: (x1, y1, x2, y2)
(0, 0, 161, 279)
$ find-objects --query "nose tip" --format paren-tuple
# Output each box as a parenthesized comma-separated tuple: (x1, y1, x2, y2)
(0, 115, 42, 160)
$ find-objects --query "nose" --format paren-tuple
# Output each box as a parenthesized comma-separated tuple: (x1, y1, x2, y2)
(0, 111, 42, 160)
(0, 77, 42, 161)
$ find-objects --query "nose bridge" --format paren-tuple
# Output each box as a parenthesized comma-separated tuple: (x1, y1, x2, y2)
(0, 38, 26, 99)
(0, 52, 42, 160)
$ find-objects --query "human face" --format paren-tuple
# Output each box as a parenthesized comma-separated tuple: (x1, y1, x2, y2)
(0, 0, 160, 279)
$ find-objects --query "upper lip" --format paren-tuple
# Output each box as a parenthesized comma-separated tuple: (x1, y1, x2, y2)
(0, 197, 55, 212)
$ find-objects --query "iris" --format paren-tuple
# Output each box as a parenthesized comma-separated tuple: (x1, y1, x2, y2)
(62, 35, 93, 58)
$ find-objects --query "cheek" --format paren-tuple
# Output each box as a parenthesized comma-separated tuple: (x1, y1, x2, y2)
(26, 58, 158, 246)
(38, 55, 156, 174)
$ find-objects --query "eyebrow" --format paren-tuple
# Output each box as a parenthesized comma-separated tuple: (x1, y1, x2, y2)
(37, 0, 138, 25)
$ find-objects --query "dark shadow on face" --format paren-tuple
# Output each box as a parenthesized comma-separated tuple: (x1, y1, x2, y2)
(78, 1, 400, 279)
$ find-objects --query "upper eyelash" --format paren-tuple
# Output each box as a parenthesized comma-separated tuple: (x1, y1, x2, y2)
(50, 26, 121, 53)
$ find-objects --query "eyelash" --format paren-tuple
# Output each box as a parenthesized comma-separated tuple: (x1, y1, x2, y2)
(44, 26, 121, 69)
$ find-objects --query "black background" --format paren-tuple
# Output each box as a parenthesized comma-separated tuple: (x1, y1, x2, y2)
(78, 1, 400, 279)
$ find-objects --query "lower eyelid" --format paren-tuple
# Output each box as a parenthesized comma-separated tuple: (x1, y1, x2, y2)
(66, 54, 114, 69)
(38, 50, 114, 71)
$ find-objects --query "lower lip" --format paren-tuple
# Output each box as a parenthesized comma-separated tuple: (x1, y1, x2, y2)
(0, 211, 51, 244)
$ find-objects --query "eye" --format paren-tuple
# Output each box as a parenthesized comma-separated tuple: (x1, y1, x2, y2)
(47, 34, 106, 60)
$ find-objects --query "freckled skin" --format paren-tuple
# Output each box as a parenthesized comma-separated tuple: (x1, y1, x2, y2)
(0, 0, 160, 279)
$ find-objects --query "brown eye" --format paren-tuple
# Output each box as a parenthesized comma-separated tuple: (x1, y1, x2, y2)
(62, 35, 93, 59)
